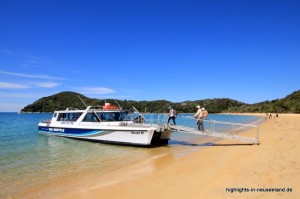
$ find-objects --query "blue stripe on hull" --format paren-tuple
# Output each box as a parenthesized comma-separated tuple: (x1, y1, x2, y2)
(38, 126, 101, 137)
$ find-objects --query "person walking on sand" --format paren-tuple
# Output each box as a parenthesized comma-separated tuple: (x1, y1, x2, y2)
(193, 105, 204, 131)
(167, 106, 176, 125)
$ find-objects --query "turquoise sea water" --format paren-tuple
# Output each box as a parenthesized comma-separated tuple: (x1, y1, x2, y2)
(0, 113, 263, 198)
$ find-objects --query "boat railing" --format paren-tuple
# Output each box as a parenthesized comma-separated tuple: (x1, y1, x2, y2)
(129, 113, 169, 126)
(157, 114, 169, 125)
(129, 106, 169, 126)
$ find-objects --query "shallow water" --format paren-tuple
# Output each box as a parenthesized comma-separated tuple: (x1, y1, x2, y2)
(0, 113, 263, 198)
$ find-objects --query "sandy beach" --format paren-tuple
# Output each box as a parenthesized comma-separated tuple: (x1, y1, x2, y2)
(63, 114, 300, 199)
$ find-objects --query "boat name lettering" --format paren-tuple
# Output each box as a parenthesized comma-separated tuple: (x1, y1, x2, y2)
(49, 128, 65, 132)
(131, 131, 144, 134)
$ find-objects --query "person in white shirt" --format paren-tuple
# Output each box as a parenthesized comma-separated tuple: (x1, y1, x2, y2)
(167, 106, 176, 125)
(193, 105, 204, 131)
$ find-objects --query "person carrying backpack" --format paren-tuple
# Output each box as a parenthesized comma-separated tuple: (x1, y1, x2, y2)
(193, 106, 208, 132)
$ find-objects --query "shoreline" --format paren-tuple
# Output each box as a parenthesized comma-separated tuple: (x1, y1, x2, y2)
(61, 113, 299, 199)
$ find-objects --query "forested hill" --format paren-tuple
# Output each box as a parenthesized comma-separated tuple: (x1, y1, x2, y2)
(21, 90, 300, 113)
(20, 91, 245, 113)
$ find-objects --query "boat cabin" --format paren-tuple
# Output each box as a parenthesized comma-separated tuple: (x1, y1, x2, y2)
(51, 104, 132, 123)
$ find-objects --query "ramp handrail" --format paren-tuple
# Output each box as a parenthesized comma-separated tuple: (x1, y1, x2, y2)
(177, 115, 260, 145)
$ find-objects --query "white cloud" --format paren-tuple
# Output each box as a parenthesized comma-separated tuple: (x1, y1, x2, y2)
(78, 87, 116, 95)
(36, 82, 60, 88)
(0, 82, 30, 89)
(0, 71, 68, 80)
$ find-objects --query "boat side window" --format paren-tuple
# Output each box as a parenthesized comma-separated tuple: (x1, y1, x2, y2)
(71, 113, 83, 121)
(95, 112, 130, 122)
(111, 112, 121, 121)
(83, 112, 100, 122)
(102, 112, 114, 121)
(57, 112, 83, 122)
(97, 113, 106, 121)
(53, 113, 57, 118)
(96, 112, 117, 121)
(119, 112, 130, 121)
(57, 113, 66, 121)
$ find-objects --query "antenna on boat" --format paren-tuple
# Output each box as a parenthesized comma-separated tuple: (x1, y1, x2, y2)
(114, 99, 122, 109)
(133, 107, 140, 114)
(78, 96, 87, 108)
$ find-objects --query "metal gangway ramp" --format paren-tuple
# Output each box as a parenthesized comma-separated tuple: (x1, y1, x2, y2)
(170, 117, 260, 145)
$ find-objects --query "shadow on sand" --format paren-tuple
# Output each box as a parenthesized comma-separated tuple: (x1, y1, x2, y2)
(169, 140, 255, 147)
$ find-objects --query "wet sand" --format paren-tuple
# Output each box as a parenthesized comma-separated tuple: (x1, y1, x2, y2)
(63, 114, 300, 199)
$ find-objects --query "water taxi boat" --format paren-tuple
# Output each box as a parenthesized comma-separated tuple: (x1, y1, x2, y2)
(38, 103, 171, 146)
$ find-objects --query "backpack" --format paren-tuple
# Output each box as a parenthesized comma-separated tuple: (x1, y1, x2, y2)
(202, 110, 208, 119)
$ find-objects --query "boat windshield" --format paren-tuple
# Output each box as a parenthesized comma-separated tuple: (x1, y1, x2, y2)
(96, 111, 131, 122)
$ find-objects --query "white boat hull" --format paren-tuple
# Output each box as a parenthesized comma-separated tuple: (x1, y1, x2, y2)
(38, 123, 171, 146)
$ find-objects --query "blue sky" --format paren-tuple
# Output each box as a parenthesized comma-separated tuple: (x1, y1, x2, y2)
(0, 0, 299, 111)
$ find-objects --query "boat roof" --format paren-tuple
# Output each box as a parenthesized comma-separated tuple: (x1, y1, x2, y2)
(54, 105, 124, 113)
(87, 106, 123, 111)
